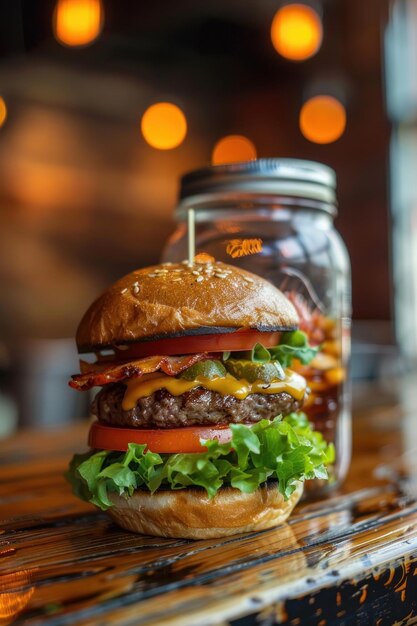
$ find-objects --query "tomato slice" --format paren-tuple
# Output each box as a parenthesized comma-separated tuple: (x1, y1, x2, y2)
(113, 329, 281, 360)
(88, 421, 233, 453)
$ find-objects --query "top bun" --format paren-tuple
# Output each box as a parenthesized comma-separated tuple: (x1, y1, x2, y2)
(76, 260, 299, 352)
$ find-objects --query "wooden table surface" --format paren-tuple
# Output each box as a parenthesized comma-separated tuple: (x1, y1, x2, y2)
(2, 379, 417, 626)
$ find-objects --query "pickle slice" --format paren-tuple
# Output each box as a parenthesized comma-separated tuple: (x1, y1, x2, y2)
(224, 359, 285, 383)
(180, 360, 227, 381)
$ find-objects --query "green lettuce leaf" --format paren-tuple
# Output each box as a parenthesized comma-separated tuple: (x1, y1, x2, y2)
(232, 331, 318, 371)
(66, 413, 335, 511)
(250, 343, 272, 363)
(269, 330, 319, 368)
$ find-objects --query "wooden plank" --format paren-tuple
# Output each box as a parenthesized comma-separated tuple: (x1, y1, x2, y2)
(1, 392, 417, 625)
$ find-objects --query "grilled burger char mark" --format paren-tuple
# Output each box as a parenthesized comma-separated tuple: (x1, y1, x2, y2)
(92, 383, 303, 428)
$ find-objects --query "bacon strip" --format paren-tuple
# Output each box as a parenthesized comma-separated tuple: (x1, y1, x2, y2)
(69, 353, 218, 391)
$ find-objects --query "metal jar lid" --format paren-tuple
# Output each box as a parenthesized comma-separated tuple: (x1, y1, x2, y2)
(178, 158, 337, 216)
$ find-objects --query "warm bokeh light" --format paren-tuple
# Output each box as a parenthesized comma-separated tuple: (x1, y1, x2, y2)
(0, 570, 35, 623)
(141, 102, 187, 150)
(299, 95, 346, 144)
(271, 3, 322, 61)
(53, 0, 103, 47)
(212, 135, 257, 165)
(226, 238, 263, 258)
(0, 97, 7, 128)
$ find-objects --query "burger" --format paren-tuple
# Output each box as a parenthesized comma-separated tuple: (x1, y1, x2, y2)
(67, 258, 334, 539)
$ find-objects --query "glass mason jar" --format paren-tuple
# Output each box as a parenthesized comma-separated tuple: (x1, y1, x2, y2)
(162, 159, 351, 493)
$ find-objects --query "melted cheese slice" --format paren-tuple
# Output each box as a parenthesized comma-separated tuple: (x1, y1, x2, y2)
(122, 370, 306, 410)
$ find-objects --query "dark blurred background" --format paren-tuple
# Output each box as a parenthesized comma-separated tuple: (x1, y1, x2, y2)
(0, 0, 415, 431)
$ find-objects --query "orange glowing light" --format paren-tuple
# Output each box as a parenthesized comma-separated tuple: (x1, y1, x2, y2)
(53, 0, 103, 47)
(141, 102, 187, 150)
(0, 97, 6, 128)
(299, 95, 346, 144)
(0, 570, 35, 623)
(271, 3, 322, 61)
(212, 135, 257, 165)
(226, 238, 263, 258)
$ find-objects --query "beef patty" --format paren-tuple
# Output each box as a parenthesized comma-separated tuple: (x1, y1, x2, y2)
(92, 382, 303, 428)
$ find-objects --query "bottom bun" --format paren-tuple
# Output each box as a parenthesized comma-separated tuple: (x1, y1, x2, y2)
(108, 481, 303, 539)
